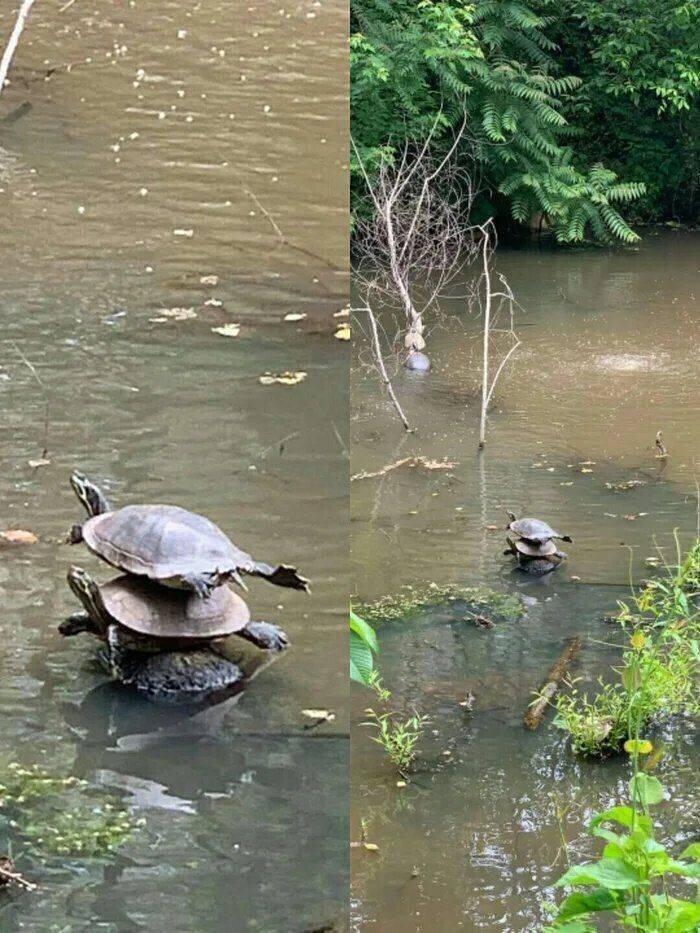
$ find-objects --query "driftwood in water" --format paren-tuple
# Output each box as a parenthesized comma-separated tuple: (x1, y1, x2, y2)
(0, 855, 37, 892)
(523, 636, 582, 731)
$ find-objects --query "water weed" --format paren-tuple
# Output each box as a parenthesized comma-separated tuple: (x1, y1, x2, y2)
(0, 763, 143, 859)
(547, 639, 700, 930)
(355, 582, 524, 625)
(554, 539, 699, 756)
(363, 673, 428, 773)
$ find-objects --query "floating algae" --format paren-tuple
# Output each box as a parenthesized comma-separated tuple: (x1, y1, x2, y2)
(355, 582, 525, 625)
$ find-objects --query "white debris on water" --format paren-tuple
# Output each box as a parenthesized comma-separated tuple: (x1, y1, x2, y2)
(594, 353, 666, 372)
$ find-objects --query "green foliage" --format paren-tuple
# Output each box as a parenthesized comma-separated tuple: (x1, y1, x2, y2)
(548, 779, 700, 929)
(351, 0, 646, 242)
(0, 762, 144, 858)
(350, 609, 379, 685)
(534, 0, 699, 223)
(363, 673, 429, 772)
(548, 547, 700, 929)
(554, 539, 700, 756)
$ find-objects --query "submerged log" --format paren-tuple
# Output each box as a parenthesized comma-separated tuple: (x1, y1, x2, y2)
(0, 856, 37, 891)
(523, 636, 582, 731)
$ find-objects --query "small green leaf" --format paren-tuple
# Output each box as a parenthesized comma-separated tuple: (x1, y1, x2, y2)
(629, 773, 664, 806)
(350, 631, 374, 685)
(349, 611, 379, 654)
(680, 842, 700, 861)
(556, 858, 643, 890)
(556, 887, 621, 920)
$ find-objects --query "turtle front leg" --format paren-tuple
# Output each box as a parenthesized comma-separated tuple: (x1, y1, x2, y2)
(67, 523, 83, 544)
(58, 610, 98, 637)
(247, 562, 310, 593)
(237, 621, 290, 652)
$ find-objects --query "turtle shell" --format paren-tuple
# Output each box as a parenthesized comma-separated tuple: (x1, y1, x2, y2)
(82, 504, 253, 585)
(508, 516, 563, 542)
(100, 574, 250, 639)
(514, 538, 557, 558)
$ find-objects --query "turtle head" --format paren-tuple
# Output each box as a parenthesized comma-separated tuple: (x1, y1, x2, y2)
(67, 565, 98, 604)
(67, 566, 111, 636)
(505, 510, 517, 525)
(70, 471, 110, 517)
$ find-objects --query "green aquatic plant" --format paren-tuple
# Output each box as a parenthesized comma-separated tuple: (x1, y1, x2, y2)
(355, 582, 524, 626)
(547, 773, 700, 930)
(0, 762, 144, 858)
(350, 609, 379, 686)
(547, 638, 700, 930)
(363, 673, 428, 773)
(554, 539, 699, 756)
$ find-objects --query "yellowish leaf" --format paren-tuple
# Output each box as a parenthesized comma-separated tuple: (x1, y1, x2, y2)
(1, 529, 38, 545)
(335, 323, 351, 341)
(259, 371, 307, 386)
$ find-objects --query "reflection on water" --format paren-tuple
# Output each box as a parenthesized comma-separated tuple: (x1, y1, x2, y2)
(351, 232, 699, 931)
(1, 1, 348, 929)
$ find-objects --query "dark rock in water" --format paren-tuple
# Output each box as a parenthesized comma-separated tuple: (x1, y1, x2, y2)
(405, 351, 430, 372)
(517, 558, 558, 576)
(106, 646, 244, 704)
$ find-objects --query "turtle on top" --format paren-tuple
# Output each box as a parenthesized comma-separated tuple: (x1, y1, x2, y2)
(69, 471, 309, 598)
(61, 471, 307, 702)
(503, 511, 572, 576)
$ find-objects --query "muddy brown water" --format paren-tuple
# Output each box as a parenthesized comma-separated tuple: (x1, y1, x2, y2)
(1, 2, 348, 930)
(350, 231, 699, 931)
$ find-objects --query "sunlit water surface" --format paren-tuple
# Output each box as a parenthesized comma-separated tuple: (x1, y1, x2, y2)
(351, 232, 699, 931)
(1, 1, 348, 930)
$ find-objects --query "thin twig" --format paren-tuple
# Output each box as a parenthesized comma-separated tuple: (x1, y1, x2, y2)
(0, 0, 37, 94)
(12, 341, 50, 457)
(363, 304, 412, 431)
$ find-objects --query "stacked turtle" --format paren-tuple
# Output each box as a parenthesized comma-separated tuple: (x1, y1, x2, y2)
(60, 472, 309, 703)
(503, 511, 572, 576)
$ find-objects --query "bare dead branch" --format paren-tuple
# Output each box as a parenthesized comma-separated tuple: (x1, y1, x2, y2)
(360, 303, 412, 432)
(352, 125, 480, 361)
(474, 221, 521, 449)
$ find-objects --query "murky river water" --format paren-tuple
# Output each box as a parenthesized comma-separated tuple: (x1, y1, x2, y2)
(1, 1, 348, 930)
(350, 232, 699, 930)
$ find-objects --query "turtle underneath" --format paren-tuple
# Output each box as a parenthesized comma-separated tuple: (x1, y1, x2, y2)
(61, 566, 289, 702)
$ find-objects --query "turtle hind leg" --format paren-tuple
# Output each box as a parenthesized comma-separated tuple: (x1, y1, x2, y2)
(559, 535, 573, 544)
(59, 610, 96, 637)
(238, 621, 290, 651)
(247, 562, 310, 593)
(180, 572, 217, 599)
